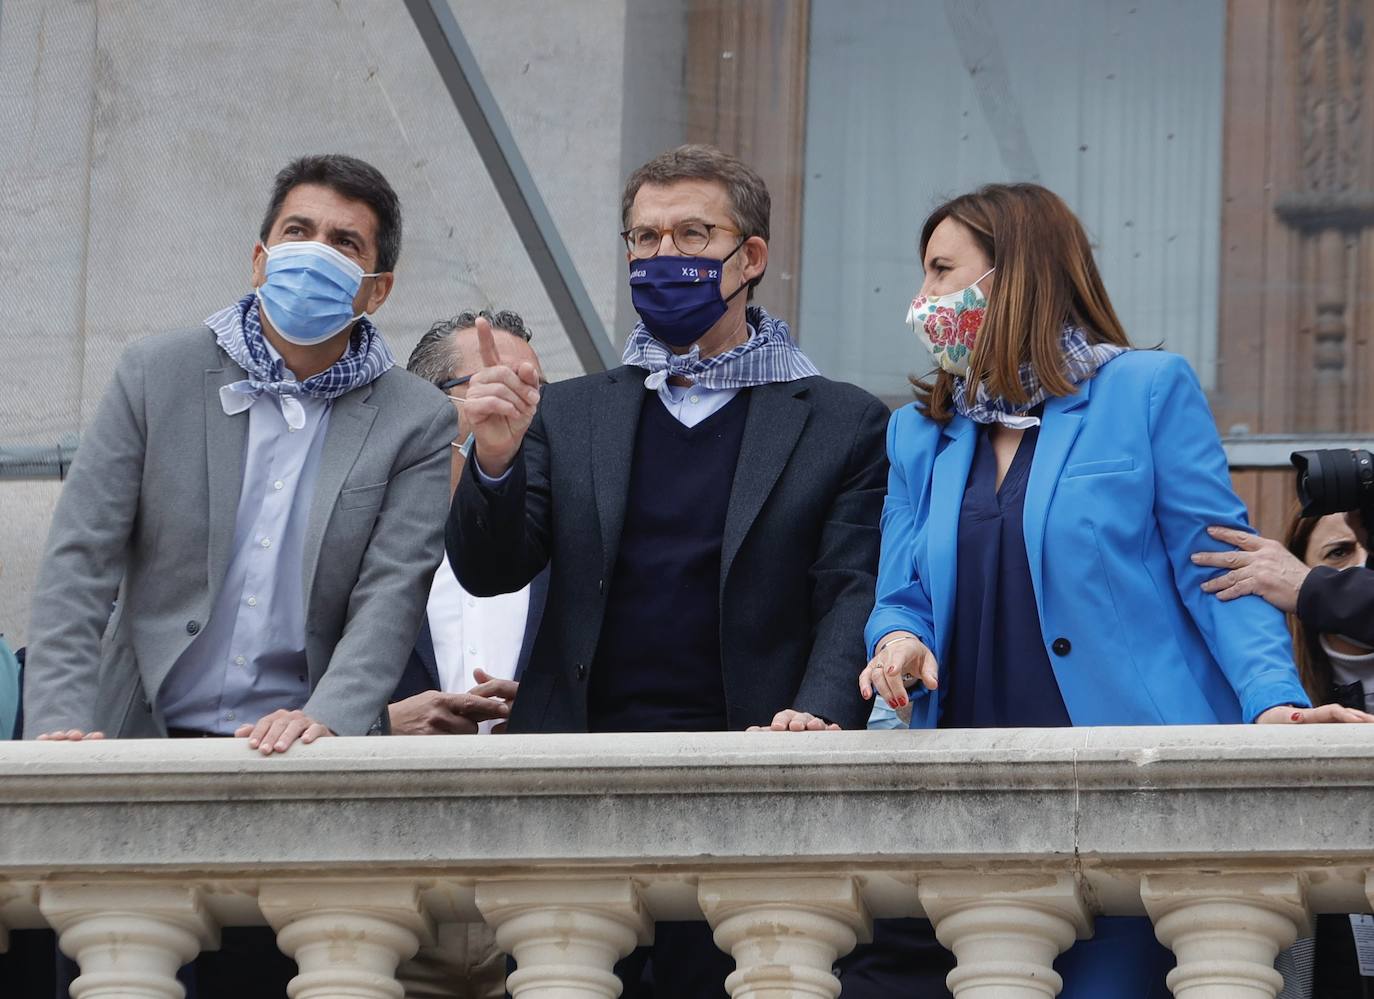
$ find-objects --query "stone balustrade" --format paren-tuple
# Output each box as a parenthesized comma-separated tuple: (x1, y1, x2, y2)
(2, 726, 1372, 998)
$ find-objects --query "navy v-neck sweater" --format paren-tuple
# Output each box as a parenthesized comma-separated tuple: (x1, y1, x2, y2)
(588, 389, 750, 733)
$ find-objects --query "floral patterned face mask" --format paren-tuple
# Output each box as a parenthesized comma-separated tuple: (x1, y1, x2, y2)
(906, 268, 994, 376)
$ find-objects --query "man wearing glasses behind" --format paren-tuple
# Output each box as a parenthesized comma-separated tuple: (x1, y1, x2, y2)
(387, 309, 547, 738)
(447, 145, 889, 997)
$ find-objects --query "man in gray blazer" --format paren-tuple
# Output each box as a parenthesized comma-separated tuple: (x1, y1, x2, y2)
(24, 153, 454, 756)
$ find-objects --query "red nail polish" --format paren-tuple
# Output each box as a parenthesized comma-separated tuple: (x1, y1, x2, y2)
(1291, 711, 1303, 722)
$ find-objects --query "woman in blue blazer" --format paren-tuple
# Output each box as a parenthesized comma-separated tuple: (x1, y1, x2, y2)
(857, 183, 1370, 999)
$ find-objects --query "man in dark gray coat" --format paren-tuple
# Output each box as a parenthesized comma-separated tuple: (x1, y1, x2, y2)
(447, 142, 887, 998)
(450, 144, 886, 738)
(24, 154, 453, 756)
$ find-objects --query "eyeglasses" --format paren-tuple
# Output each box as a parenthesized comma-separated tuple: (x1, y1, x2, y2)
(435, 374, 473, 392)
(620, 220, 740, 259)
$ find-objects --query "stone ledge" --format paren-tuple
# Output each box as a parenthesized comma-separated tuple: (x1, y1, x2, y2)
(0, 727, 1371, 878)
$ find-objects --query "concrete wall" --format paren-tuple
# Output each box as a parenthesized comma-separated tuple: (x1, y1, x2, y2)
(0, 0, 692, 646)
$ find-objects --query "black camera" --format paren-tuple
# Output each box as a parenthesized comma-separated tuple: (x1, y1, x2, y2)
(1291, 449, 1374, 552)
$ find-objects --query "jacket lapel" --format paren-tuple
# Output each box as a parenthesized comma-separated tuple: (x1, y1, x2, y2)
(302, 384, 378, 607)
(204, 361, 248, 600)
(1023, 380, 1091, 605)
(928, 415, 976, 655)
(720, 382, 810, 585)
(590, 369, 648, 579)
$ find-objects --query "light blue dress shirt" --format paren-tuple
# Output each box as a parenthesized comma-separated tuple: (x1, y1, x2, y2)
(654, 380, 738, 427)
(159, 344, 332, 733)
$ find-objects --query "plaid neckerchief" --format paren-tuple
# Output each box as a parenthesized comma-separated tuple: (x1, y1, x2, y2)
(205, 293, 394, 429)
(952, 325, 1129, 428)
(621, 305, 821, 390)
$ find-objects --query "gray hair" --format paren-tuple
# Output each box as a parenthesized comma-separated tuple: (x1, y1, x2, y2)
(406, 309, 532, 385)
(620, 144, 770, 294)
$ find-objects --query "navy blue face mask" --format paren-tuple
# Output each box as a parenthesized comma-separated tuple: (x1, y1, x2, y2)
(628, 242, 747, 347)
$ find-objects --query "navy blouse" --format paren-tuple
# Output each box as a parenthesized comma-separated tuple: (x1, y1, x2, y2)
(939, 421, 1072, 729)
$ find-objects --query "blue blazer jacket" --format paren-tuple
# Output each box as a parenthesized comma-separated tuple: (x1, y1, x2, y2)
(865, 350, 1310, 729)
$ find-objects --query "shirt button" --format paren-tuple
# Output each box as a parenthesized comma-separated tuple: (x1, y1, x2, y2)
(226, 711, 236, 721)
(261, 537, 272, 549)
(287, 426, 297, 433)
(234, 655, 246, 666)
(185, 620, 200, 635)
(247, 596, 258, 607)
(273, 480, 284, 491)
(468, 647, 478, 656)
(689, 395, 700, 404)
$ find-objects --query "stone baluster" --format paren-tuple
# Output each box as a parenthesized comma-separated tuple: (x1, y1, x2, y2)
(40, 883, 217, 999)
(260, 880, 433, 999)
(1142, 873, 1309, 999)
(699, 876, 870, 999)
(476, 879, 651, 999)
(919, 874, 1091, 998)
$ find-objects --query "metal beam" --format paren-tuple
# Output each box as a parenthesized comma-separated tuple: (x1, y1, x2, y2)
(402, 0, 617, 372)
(1222, 434, 1373, 470)
(0, 437, 80, 481)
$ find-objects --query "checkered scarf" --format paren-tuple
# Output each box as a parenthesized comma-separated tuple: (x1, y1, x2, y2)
(205, 293, 394, 429)
(953, 325, 1128, 428)
(621, 305, 820, 390)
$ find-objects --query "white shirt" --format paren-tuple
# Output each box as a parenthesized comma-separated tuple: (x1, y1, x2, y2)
(427, 555, 530, 733)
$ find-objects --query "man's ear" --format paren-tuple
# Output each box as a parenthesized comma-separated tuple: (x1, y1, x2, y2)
(251, 242, 268, 289)
(740, 235, 768, 287)
(360, 272, 395, 314)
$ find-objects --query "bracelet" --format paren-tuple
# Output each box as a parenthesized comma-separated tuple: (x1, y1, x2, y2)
(876, 635, 918, 655)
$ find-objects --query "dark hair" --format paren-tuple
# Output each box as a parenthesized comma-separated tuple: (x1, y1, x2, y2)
(259, 154, 403, 273)
(911, 183, 1130, 424)
(621, 144, 770, 293)
(1284, 506, 1336, 705)
(406, 309, 532, 384)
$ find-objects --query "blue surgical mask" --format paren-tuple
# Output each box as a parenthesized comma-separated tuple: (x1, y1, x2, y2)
(628, 243, 746, 347)
(255, 241, 381, 346)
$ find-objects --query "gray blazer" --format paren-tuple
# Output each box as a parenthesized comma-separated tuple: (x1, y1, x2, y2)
(448, 366, 889, 732)
(23, 328, 454, 738)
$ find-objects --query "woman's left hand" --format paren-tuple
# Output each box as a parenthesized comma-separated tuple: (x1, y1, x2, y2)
(1256, 704, 1374, 724)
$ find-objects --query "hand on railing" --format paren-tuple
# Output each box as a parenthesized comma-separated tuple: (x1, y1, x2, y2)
(747, 709, 840, 732)
(1255, 704, 1374, 724)
(35, 728, 106, 741)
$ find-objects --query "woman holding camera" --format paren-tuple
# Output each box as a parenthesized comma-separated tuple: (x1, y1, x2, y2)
(859, 183, 1371, 997)
(1281, 509, 1373, 709)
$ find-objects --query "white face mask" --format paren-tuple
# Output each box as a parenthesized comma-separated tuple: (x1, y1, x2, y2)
(905, 268, 994, 376)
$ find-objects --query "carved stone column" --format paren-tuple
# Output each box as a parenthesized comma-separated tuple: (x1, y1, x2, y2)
(476, 879, 651, 999)
(1270, 0, 1373, 435)
(698, 876, 870, 999)
(919, 874, 1091, 999)
(260, 880, 432, 999)
(1142, 873, 1310, 999)
(40, 884, 217, 999)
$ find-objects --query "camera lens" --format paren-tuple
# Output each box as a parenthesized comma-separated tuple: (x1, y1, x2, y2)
(1291, 449, 1374, 518)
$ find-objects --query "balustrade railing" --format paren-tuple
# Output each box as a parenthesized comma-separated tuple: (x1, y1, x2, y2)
(2, 726, 1371, 998)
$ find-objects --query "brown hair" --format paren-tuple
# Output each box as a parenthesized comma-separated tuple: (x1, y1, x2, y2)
(912, 183, 1131, 424)
(621, 144, 770, 293)
(1283, 506, 1335, 705)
